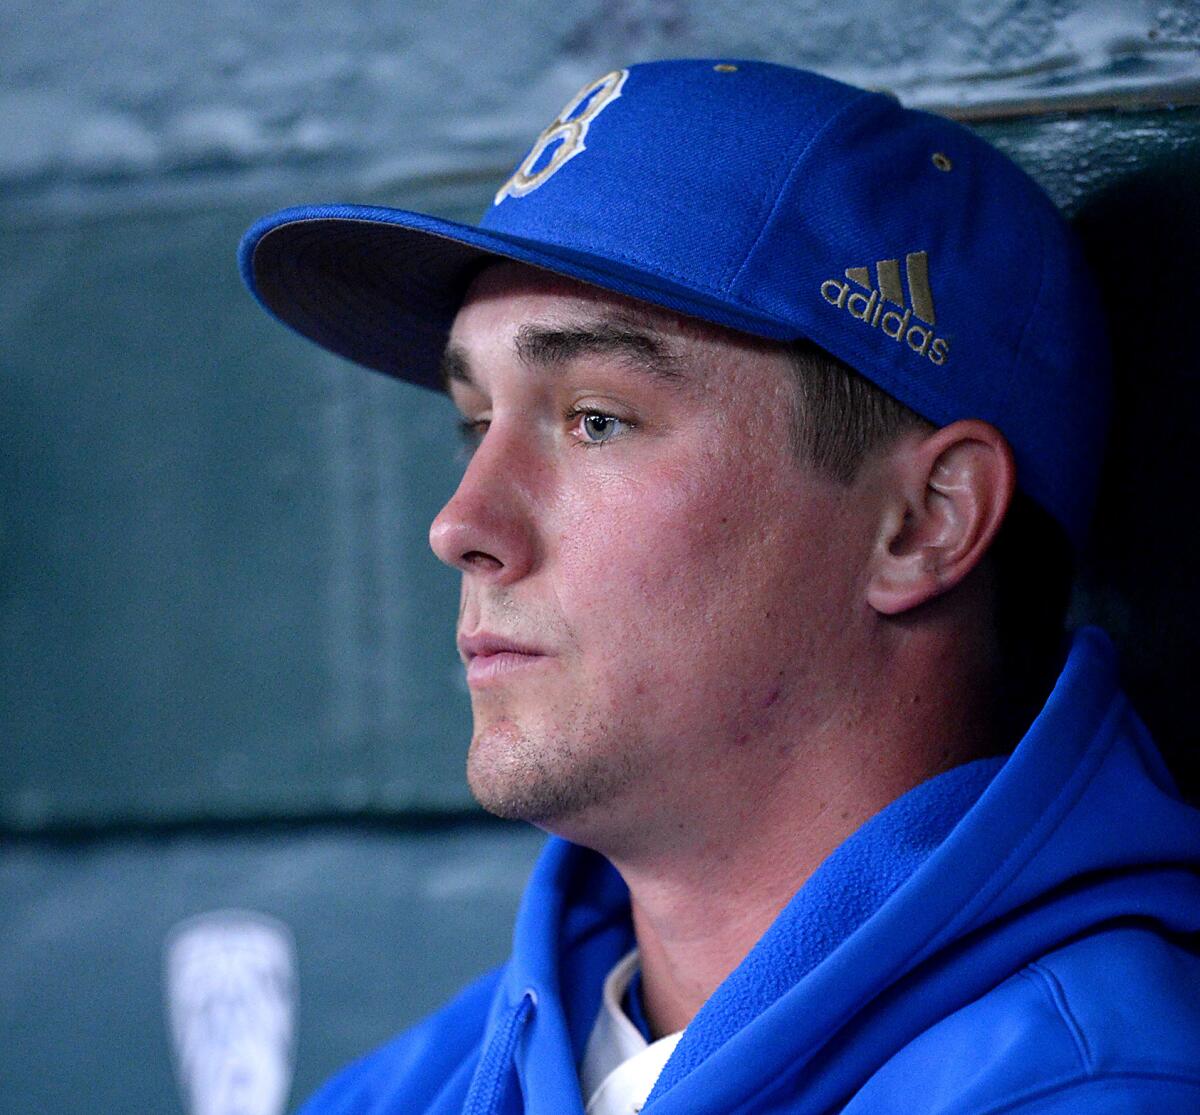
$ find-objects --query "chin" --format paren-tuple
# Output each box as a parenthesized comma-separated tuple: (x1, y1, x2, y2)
(465, 718, 638, 831)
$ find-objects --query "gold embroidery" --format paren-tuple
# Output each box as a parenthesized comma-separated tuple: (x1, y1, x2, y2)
(905, 251, 936, 326)
(820, 249, 948, 365)
(876, 258, 904, 305)
(494, 70, 629, 204)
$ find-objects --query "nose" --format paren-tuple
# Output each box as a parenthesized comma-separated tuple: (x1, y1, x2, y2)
(429, 421, 538, 584)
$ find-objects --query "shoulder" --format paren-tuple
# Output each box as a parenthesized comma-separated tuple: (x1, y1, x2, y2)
(295, 967, 503, 1115)
(846, 926, 1200, 1114)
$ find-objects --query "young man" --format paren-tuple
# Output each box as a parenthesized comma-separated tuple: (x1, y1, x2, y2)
(240, 60, 1200, 1114)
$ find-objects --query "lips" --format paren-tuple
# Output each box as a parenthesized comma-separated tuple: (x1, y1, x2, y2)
(458, 632, 549, 686)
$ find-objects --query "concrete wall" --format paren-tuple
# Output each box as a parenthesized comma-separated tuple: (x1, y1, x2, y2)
(3, 2, 1198, 1111)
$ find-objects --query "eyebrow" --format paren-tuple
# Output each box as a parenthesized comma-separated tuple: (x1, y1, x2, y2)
(438, 314, 684, 392)
(439, 345, 472, 389)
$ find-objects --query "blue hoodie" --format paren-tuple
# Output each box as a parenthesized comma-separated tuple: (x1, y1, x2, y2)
(300, 628, 1200, 1114)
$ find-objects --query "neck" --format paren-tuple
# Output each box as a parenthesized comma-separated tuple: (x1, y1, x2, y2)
(607, 616, 1007, 1038)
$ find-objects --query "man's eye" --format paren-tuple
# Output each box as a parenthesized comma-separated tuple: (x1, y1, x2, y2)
(572, 410, 629, 445)
(458, 418, 489, 447)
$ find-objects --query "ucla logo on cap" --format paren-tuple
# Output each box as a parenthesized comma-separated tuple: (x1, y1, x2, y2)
(494, 69, 629, 204)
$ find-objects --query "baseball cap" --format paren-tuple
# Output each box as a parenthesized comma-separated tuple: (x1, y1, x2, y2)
(239, 59, 1110, 548)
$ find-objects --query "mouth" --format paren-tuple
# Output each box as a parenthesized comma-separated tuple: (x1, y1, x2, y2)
(458, 633, 549, 687)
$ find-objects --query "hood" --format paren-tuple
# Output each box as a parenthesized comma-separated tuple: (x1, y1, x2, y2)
(472, 627, 1200, 1115)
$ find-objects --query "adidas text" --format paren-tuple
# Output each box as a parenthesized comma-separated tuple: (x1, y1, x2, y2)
(819, 279, 950, 366)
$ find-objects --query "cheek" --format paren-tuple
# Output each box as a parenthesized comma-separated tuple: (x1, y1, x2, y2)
(548, 464, 808, 748)
(552, 451, 772, 629)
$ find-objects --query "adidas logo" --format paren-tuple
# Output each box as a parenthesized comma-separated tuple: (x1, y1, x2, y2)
(820, 251, 950, 366)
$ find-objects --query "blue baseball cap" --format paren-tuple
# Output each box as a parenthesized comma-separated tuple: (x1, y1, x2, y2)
(239, 58, 1110, 548)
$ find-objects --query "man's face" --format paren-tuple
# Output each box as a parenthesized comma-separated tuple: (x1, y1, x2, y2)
(431, 262, 875, 852)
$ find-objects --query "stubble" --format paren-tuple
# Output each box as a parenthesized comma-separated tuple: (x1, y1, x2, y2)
(465, 705, 643, 828)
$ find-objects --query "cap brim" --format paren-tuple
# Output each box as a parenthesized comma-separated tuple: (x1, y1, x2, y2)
(239, 203, 797, 390)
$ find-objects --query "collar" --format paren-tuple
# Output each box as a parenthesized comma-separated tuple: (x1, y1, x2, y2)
(580, 949, 684, 1115)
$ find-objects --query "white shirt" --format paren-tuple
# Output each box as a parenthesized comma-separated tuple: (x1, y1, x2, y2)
(579, 950, 684, 1115)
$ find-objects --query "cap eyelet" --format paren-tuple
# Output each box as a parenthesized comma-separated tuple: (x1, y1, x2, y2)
(713, 63, 738, 73)
(931, 152, 953, 172)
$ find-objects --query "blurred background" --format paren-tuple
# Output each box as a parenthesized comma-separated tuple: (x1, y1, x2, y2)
(2, 1, 1198, 1111)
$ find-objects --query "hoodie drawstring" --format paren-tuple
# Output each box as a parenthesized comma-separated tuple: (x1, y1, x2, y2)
(463, 990, 536, 1115)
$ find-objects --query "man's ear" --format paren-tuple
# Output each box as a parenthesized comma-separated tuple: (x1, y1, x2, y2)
(866, 420, 1016, 616)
